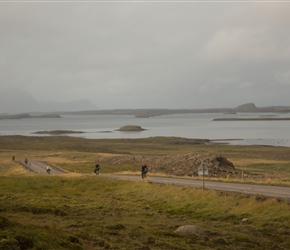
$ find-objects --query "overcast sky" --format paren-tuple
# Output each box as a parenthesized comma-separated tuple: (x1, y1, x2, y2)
(1, 1, 290, 110)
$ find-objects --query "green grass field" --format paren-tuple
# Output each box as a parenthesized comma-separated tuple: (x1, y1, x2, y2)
(0, 136, 290, 249)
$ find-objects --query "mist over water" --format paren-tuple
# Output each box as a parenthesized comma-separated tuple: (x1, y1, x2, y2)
(1, 113, 290, 147)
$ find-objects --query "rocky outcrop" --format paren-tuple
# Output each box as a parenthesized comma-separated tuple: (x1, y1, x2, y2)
(99, 153, 239, 177)
(233, 103, 258, 112)
(146, 153, 235, 177)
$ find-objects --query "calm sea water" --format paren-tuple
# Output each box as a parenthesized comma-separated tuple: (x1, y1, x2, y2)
(1, 113, 290, 147)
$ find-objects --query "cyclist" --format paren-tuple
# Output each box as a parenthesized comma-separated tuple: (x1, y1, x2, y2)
(94, 163, 100, 175)
(141, 164, 148, 179)
(47, 165, 51, 174)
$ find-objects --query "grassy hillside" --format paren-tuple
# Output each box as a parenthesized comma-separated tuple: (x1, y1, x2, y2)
(1, 175, 290, 250)
(0, 135, 290, 249)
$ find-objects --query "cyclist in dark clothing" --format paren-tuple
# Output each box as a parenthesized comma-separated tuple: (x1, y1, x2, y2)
(141, 164, 148, 179)
(94, 163, 100, 175)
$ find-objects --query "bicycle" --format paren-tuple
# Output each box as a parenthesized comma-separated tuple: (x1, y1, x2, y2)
(141, 164, 148, 179)
(94, 164, 100, 175)
(142, 171, 147, 179)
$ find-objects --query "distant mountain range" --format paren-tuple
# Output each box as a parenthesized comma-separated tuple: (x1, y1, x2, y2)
(0, 87, 290, 117)
(0, 89, 97, 114)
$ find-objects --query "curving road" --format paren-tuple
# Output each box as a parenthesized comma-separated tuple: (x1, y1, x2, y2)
(104, 174, 290, 200)
(18, 161, 290, 200)
(18, 160, 67, 175)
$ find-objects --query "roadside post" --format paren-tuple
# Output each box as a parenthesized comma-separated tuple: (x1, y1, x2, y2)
(198, 162, 208, 190)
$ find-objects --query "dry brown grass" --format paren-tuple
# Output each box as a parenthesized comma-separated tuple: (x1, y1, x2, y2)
(231, 158, 289, 166)
(1, 136, 290, 184)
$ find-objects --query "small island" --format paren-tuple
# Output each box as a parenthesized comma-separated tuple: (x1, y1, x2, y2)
(33, 130, 85, 135)
(116, 125, 146, 131)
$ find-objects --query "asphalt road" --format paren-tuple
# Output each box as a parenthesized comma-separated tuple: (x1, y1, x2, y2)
(17, 161, 290, 200)
(104, 174, 290, 200)
(18, 160, 67, 175)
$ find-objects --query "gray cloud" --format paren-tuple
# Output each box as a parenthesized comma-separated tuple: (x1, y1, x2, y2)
(1, 2, 290, 112)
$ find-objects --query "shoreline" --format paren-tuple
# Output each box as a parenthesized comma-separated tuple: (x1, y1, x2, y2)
(213, 117, 290, 121)
(1, 135, 290, 148)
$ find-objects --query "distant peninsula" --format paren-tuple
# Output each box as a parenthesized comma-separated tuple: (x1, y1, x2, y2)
(1, 103, 290, 120)
(60, 103, 290, 116)
(0, 113, 61, 120)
